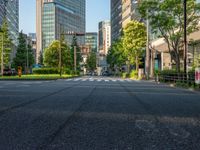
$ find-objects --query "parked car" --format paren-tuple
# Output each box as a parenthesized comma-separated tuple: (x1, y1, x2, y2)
(102, 71, 111, 76)
(3, 68, 12, 76)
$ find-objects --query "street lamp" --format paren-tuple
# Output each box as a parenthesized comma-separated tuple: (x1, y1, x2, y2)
(0, 31, 3, 77)
(146, 14, 150, 79)
(183, 0, 187, 74)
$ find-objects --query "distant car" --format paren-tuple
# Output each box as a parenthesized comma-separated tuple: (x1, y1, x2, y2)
(102, 71, 111, 76)
(33, 64, 42, 68)
(3, 68, 12, 76)
(11, 68, 17, 76)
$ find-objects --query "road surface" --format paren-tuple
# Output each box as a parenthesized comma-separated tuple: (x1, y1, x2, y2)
(0, 76, 200, 150)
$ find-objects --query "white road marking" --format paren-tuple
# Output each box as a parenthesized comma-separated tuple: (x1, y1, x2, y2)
(66, 79, 72, 81)
(74, 78, 81, 81)
(82, 79, 88, 81)
(16, 85, 31, 88)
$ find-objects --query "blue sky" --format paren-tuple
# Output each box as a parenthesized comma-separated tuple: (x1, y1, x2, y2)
(19, 0, 110, 34)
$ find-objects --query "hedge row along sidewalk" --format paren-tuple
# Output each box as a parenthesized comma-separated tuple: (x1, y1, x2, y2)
(0, 74, 78, 80)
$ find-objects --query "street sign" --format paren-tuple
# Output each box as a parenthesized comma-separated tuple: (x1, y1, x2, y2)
(195, 68, 200, 84)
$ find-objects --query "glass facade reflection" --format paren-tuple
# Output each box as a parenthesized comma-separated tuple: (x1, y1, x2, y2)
(41, 0, 86, 50)
(85, 32, 98, 53)
(0, 0, 19, 46)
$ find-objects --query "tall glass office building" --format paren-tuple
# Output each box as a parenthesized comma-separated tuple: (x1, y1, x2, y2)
(36, 0, 86, 64)
(85, 32, 98, 53)
(0, 0, 19, 46)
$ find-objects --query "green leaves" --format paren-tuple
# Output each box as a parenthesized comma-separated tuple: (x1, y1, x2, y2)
(86, 52, 96, 71)
(123, 21, 146, 71)
(107, 39, 125, 68)
(44, 39, 72, 69)
(107, 20, 146, 72)
(139, 0, 200, 71)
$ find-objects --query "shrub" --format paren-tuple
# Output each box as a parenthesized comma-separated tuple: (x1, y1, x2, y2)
(33, 68, 59, 74)
(122, 73, 127, 79)
(130, 70, 138, 79)
(63, 68, 71, 74)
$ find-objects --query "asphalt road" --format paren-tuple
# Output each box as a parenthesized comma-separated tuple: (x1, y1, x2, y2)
(0, 76, 200, 150)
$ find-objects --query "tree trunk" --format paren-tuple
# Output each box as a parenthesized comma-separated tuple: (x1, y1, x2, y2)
(175, 55, 180, 73)
(136, 56, 139, 72)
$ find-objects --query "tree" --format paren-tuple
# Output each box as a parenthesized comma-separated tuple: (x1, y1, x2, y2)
(0, 18, 12, 68)
(123, 20, 146, 72)
(61, 34, 72, 69)
(38, 50, 43, 65)
(44, 41, 60, 67)
(139, 0, 200, 72)
(86, 52, 96, 71)
(44, 38, 72, 69)
(13, 31, 27, 70)
(27, 44, 35, 67)
(107, 39, 126, 71)
(71, 35, 82, 71)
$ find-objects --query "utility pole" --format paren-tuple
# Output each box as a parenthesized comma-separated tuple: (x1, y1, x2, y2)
(74, 45, 77, 73)
(183, 0, 187, 74)
(26, 43, 29, 74)
(1, 33, 3, 77)
(66, 32, 84, 73)
(59, 35, 62, 77)
(145, 13, 150, 79)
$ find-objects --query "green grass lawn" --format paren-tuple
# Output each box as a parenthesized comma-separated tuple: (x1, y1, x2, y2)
(0, 74, 77, 80)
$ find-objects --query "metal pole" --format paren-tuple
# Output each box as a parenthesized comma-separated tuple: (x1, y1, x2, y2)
(184, 0, 187, 74)
(59, 38, 62, 77)
(27, 44, 29, 74)
(1, 34, 3, 77)
(145, 14, 150, 79)
(74, 46, 77, 73)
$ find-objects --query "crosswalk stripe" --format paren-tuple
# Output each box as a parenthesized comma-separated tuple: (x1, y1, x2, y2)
(63, 78, 137, 83)
(74, 78, 81, 81)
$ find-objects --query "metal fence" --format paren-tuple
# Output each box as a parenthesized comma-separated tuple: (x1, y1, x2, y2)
(157, 72, 200, 89)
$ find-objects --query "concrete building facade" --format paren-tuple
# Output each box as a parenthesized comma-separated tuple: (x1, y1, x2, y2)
(36, 0, 86, 64)
(111, 0, 140, 42)
(97, 21, 111, 75)
(98, 20, 111, 56)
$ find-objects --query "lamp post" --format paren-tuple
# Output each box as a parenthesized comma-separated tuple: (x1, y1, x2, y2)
(183, 0, 187, 74)
(26, 42, 29, 74)
(0, 32, 3, 77)
(146, 15, 150, 79)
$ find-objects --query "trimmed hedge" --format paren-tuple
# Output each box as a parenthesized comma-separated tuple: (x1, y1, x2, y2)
(32, 68, 80, 75)
(33, 68, 59, 74)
